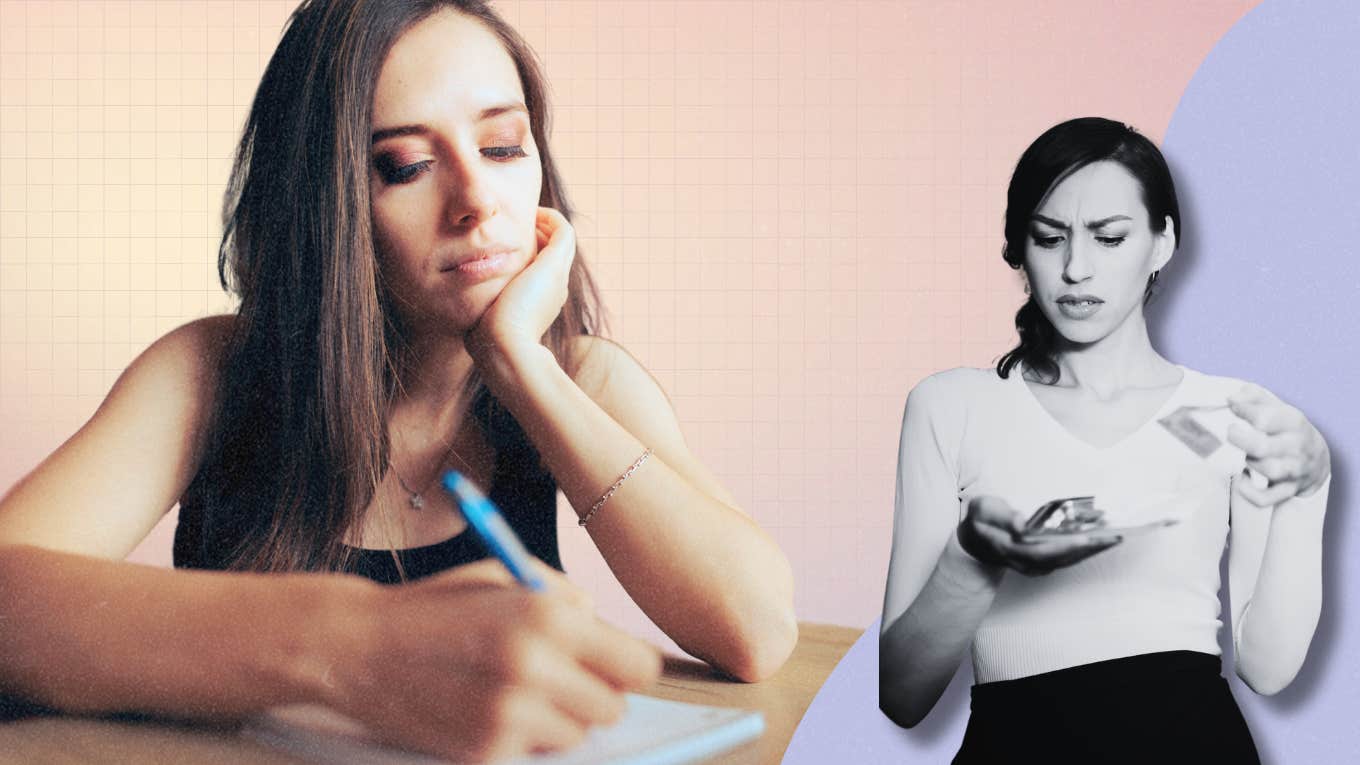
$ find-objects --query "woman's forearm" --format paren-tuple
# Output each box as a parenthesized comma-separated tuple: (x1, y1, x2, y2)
(0, 544, 374, 718)
(476, 344, 796, 682)
(1234, 493, 1326, 695)
(880, 531, 1002, 728)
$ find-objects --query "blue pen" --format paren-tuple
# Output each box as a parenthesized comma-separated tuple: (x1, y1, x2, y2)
(442, 471, 546, 592)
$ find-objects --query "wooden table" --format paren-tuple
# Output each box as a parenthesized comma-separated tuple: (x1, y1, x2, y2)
(0, 623, 861, 764)
(643, 623, 859, 764)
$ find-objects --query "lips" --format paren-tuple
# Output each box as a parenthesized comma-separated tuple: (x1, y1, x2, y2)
(437, 245, 520, 283)
(440, 245, 517, 272)
(1056, 294, 1104, 320)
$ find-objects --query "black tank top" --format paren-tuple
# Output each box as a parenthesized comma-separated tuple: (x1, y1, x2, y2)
(173, 396, 561, 585)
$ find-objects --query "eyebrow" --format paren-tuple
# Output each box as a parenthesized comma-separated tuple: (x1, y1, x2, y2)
(1030, 213, 1133, 230)
(371, 102, 529, 144)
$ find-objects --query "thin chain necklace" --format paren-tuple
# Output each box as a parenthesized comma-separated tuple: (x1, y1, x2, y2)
(389, 435, 461, 510)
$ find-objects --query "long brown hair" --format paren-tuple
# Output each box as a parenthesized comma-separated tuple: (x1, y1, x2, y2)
(193, 0, 603, 573)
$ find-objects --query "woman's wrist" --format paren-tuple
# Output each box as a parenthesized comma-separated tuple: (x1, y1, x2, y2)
(955, 520, 994, 568)
(1297, 462, 1332, 499)
(1268, 479, 1330, 529)
(944, 524, 1005, 590)
(469, 338, 559, 408)
(274, 573, 387, 711)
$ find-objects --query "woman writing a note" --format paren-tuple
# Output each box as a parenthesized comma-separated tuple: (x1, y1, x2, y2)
(0, 1, 796, 761)
(878, 118, 1330, 763)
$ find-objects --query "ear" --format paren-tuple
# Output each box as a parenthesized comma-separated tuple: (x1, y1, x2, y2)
(1151, 214, 1176, 271)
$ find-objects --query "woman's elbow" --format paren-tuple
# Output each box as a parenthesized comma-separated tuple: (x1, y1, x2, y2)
(879, 686, 930, 729)
(1235, 618, 1318, 696)
(715, 601, 798, 683)
(1235, 642, 1310, 696)
(1236, 661, 1302, 697)
(878, 640, 942, 728)
(707, 571, 798, 681)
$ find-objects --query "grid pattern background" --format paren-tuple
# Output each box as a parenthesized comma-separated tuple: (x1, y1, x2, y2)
(0, 1, 1255, 641)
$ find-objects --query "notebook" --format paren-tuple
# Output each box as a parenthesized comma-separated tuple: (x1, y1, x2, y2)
(242, 693, 764, 765)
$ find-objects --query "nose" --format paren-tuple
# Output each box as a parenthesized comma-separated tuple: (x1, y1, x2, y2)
(445, 154, 497, 229)
(1061, 237, 1094, 284)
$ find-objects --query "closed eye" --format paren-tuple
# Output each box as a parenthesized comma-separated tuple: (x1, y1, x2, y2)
(483, 145, 528, 161)
(376, 158, 433, 185)
(1095, 236, 1126, 247)
(1033, 235, 1064, 249)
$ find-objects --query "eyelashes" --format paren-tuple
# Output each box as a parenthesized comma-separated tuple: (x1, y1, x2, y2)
(1030, 234, 1127, 249)
(482, 145, 527, 161)
(378, 159, 433, 185)
(374, 146, 530, 185)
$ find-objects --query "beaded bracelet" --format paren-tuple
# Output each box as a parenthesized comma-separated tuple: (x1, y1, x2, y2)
(579, 448, 652, 527)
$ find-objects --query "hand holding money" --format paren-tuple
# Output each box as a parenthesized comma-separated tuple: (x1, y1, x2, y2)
(1226, 384, 1331, 505)
(957, 496, 1122, 577)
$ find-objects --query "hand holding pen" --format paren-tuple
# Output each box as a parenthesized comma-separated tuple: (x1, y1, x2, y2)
(315, 473, 661, 762)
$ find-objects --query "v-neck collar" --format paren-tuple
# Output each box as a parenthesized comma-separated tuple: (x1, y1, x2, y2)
(1013, 363, 1192, 452)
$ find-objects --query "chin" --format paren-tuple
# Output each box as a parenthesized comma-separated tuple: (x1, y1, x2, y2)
(442, 280, 508, 329)
(1045, 315, 1115, 347)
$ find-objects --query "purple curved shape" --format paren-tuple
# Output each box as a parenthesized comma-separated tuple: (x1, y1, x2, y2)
(1154, 0, 1360, 759)
(786, 1, 1360, 761)
(783, 617, 973, 763)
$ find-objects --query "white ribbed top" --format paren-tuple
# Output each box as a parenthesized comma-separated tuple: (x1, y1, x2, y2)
(889, 366, 1328, 685)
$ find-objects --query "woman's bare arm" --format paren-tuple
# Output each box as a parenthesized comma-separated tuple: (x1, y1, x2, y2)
(0, 545, 363, 717)
(474, 336, 797, 682)
(881, 531, 1002, 728)
(0, 316, 350, 716)
(0, 316, 231, 559)
(463, 209, 794, 681)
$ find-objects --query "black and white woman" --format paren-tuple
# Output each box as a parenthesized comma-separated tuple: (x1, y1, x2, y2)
(879, 117, 1330, 763)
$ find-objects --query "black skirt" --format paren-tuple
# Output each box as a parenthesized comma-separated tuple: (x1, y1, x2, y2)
(953, 651, 1260, 765)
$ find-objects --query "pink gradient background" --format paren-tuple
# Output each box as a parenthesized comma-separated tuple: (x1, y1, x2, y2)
(0, 0, 1256, 649)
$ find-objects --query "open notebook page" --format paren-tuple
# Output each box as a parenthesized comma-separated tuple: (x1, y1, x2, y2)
(243, 693, 764, 765)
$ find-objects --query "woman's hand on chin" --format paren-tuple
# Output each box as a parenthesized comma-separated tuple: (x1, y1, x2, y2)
(1227, 383, 1331, 505)
(467, 207, 575, 365)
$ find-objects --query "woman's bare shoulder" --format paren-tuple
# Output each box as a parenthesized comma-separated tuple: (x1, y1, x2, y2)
(0, 314, 241, 558)
(99, 313, 240, 443)
(153, 314, 236, 364)
(89, 314, 239, 439)
(122, 315, 236, 392)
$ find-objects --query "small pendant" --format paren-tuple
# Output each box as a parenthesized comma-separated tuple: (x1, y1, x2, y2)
(409, 493, 424, 510)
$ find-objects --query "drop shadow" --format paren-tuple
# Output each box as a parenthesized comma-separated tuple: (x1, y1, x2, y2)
(1146, 154, 1199, 348)
(1152, 155, 1349, 765)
